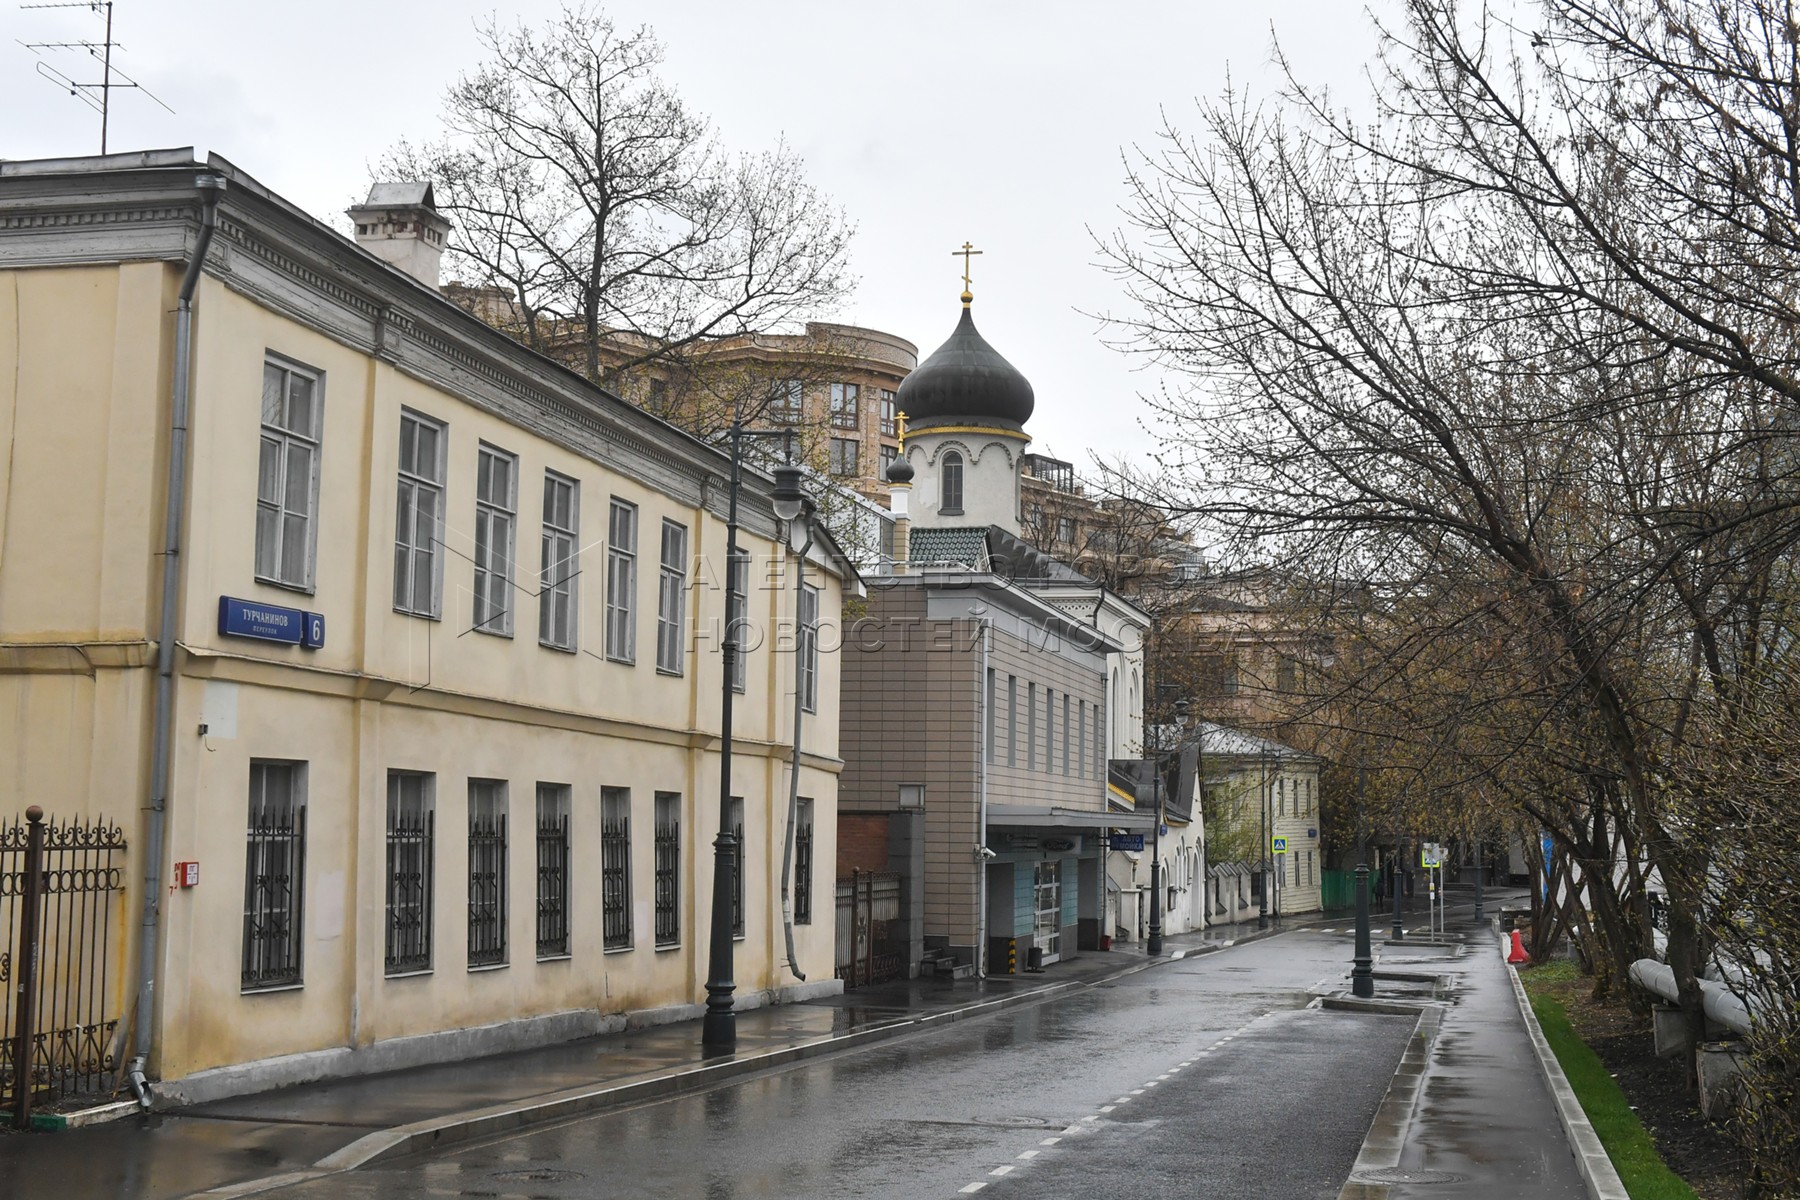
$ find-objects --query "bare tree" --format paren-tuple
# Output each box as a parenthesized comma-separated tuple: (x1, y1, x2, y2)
(385, 3, 855, 392)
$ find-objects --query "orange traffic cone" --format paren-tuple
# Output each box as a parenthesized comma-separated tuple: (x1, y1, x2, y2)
(1507, 929, 1530, 964)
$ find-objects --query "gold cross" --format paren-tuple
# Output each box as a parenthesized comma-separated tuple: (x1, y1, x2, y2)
(896, 409, 909, 449)
(953, 241, 982, 306)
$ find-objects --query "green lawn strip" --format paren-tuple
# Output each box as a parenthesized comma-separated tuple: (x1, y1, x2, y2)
(1523, 978, 1698, 1200)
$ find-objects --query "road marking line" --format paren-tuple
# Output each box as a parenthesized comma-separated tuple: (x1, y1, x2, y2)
(1144, 1082, 1159, 1088)
(1180, 1061, 1192, 1066)
(1114, 1096, 1131, 1103)
(1017, 1150, 1040, 1160)
(1040, 1137, 1061, 1146)
(959, 1185, 986, 1194)
(1131, 1088, 1146, 1095)
(1100, 1105, 1116, 1112)
(990, 1166, 1015, 1177)
(1082, 1115, 1099, 1123)
(1157, 1074, 1172, 1080)
(1063, 1125, 1083, 1134)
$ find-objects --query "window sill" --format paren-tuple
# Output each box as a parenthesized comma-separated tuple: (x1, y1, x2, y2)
(655, 942, 681, 952)
(385, 968, 433, 980)
(536, 953, 572, 963)
(940, 508, 965, 517)
(393, 607, 441, 622)
(655, 666, 684, 678)
(472, 626, 513, 639)
(603, 943, 635, 955)
(539, 641, 578, 655)
(606, 654, 636, 667)
(467, 961, 509, 973)
(240, 982, 304, 995)
(254, 575, 316, 597)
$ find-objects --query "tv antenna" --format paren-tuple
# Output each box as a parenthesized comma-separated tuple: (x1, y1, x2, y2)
(20, 1, 173, 153)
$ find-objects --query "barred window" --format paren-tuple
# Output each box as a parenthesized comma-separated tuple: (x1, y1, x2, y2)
(602, 788, 632, 950)
(536, 784, 570, 959)
(657, 519, 687, 675)
(393, 410, 444, 616)
(385, 771, 434, 975)
(829, 382, 859, 429)
(799, 583, 820, 714)
(728, 795, 745, 940)
(654, 792, 680, 947)
(468, 780, 508, 968)
(606, 499, 637, 663)
(473, 444, 517, 636)
(539, 472, 579, 651)
(794, 798, 814, 925)
(256, 358, 322, 590)
(727, 549, 749, 693)
(243, 761, 306, 991)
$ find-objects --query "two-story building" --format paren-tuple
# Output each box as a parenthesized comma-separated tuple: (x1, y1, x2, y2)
(0, 150, 853, 1106)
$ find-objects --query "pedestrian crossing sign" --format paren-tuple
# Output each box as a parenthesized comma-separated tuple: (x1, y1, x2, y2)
(1271, 836, 1288, 855)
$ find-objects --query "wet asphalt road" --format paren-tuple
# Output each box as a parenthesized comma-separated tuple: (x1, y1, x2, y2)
(255, 930, 1415, 1200)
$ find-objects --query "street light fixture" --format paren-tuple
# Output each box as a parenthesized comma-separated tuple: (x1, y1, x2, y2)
(1146, 696, 1189, 957)
(704, 422, 804, 1052)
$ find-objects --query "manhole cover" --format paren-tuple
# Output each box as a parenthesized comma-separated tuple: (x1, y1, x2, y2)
(491, 1168, 586, 1183)
(1353, 1168, 1466, 1184)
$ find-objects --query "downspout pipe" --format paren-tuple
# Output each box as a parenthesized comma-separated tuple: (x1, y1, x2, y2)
(130, 174, 225, 1108)
(779, 514, 815, 982)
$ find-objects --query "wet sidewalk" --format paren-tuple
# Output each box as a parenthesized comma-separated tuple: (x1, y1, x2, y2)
(0, 935, 1255, 1200)
(1340, 890, 1593, 1199)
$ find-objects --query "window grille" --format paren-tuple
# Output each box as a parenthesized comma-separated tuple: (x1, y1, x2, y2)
(242, 762, 306, 990)
(794, 798, 813, 925)
(829, 382, 859, 429)
(394, 410, 444, 616)
(654, 793, 680, 947)
(657, 519, 688, 674)
(468, 780, 508, 967)
(728, 796, 745, 939)
(540, 472, 580, 650)
(473, 444, 517, 635)
(726, 549, 748, 693)
(799, 583, 820, 713)
(256, 359, 321, 589)
(602, 788, 632, 950)
(385, 772, 434, 975)
(536, 784, 570, 958)
(606, 499, 637, 662)
(941, 451, 964, 512)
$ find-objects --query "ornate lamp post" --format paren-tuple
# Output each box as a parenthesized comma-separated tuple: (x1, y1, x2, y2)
(1146, 697, 1189, 957)
(703, 428, 807, 1052)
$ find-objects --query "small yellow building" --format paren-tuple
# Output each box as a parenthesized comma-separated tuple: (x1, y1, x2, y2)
(0, 150, 851, 1105)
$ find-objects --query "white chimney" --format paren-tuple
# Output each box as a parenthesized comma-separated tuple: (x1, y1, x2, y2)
(347, 182, 452, 288)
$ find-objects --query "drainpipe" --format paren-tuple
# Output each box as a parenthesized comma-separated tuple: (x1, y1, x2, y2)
(976, 616, 990, 978)
(779, 513, 815, 981)
(130, 173, 226, 1109)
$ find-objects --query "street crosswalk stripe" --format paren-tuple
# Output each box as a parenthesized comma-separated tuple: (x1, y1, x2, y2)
(990, 1166, 1015, 1176)
(959, 1185, 986, 1194)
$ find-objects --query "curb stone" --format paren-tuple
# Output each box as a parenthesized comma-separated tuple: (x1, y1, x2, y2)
(1503, 935, 1631, 1200)
(1336, 1006, 1442, 1199)
(183, 930, 1279, 1199)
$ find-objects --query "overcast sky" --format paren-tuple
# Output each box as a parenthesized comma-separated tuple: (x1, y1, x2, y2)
(3, 1, 1381, 467)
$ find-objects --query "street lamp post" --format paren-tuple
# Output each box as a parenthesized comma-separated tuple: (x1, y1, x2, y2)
(1391, 834, 1407, 942)
(1146, 698, 1189, 958)
(1353, 767, 1373, 997)
(703, 424, 806, 1052)
(1258, 749, 1270, 931)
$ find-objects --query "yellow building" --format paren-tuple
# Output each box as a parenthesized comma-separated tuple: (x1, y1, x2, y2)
(0, 150, 853, 1106)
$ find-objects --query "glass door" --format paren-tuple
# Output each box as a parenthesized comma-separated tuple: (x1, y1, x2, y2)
(1034, 861, 1062, 964)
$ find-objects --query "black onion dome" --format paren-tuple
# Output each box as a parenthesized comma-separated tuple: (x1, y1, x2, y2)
(885, 455, 915, 484)
(896, 307, 1034, 429)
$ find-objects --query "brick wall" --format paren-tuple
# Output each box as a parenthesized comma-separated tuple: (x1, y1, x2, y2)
(838, 813, 892, 875)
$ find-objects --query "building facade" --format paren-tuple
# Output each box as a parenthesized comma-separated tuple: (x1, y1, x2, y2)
(0, 150, 851, 1104)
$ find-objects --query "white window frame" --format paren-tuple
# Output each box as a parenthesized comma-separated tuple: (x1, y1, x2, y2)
(799, 582, 820, 714)
(393, 409, 445, 617)
(606, 498, 638, 663)
(656, 518, 688, 675)
(256, 355, 323, 592)
(472, 443, 518, 636)
(539, 470, 580, 651)
(727, 548, 749, 693)
(829, 382, 859, 429)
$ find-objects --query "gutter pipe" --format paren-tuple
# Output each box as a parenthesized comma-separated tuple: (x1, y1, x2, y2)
(129, 173, 225, 1108)
(779, 514, 815, 982)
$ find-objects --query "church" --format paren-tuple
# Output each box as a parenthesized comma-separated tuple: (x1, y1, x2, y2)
(836, 270, 1151, 980)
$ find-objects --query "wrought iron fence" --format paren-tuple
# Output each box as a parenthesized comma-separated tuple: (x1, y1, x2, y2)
(834, 870, 902, 988)
(2, 807, 129, 1125)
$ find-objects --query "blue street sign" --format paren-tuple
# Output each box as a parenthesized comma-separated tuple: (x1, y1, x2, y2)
(1109, 833, 1145, 851)
(218, 596, 323, 649)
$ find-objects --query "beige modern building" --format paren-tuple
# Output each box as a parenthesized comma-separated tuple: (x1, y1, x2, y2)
(0, 150, 853, 1105)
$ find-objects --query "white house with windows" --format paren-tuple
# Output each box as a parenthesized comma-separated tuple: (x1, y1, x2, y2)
(0, 151, 854, 1104)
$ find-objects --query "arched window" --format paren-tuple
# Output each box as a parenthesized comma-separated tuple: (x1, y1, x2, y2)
(941, 451, 964, 512)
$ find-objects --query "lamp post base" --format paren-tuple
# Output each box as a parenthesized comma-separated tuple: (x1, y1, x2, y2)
(1352, 864, 1374, 998)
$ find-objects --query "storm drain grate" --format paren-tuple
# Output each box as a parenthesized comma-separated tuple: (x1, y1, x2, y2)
(1353, 1168, 1467, 1184)
(491, 1168, 587, 1183)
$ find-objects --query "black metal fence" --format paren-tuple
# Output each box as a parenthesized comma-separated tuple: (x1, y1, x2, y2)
(535, 807, 569, 959)
(384, 806, 433, 975)
(2, 807, 129, 1126)
(835, 870, 902, 988)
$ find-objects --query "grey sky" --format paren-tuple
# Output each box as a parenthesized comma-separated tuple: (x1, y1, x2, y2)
(4, 1, 1380, 468)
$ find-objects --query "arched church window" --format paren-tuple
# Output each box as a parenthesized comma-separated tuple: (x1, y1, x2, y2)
(941, 451, 964, 513)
